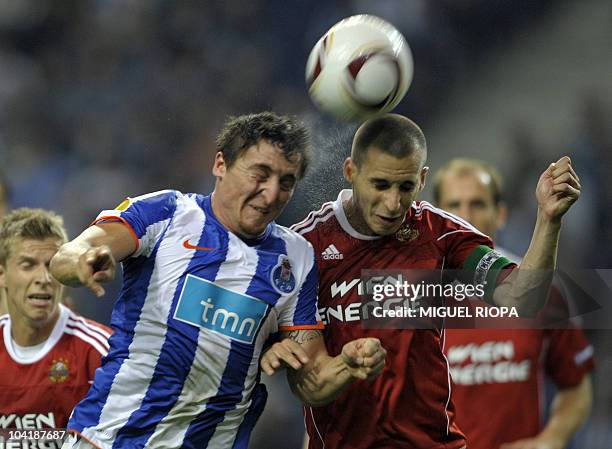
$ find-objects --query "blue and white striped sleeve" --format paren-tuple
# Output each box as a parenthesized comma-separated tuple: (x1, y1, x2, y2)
(278, 251, 324, 332)
(92, 189, 178, 258)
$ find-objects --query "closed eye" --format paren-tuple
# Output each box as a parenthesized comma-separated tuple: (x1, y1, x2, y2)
(400, 182, 415, 192)
(280, 176, 296, 191)
(470, 200, 487, 209)
(373, 181, 390, 191)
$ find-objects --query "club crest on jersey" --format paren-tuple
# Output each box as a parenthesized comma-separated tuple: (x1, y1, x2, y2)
(395, 224, 419, 242)
(270, 255, 296, 294)
(49, 358, 69, 383)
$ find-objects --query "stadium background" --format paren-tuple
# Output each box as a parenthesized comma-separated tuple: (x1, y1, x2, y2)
(0, 0, 610, 447)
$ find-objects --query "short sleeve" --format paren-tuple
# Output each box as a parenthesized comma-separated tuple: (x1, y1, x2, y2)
(277, 253, 324, 332)
(435, 212, 516, 302)
(92, 190, 178, 258)
(543, 288, 595, 388)
(545, 327, 594, 388)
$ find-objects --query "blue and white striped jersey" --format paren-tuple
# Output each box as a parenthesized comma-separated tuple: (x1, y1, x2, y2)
(68, 190, 322, 449)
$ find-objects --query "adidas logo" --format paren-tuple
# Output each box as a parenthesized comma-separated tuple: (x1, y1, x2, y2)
(322, 244, 343, 260)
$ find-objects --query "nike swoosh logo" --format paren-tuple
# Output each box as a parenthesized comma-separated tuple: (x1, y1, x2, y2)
(183, 239, 215, 251)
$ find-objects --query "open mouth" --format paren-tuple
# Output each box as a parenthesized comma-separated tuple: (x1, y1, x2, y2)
(27, 293, 53, 306)
(377, 215, 402, 224)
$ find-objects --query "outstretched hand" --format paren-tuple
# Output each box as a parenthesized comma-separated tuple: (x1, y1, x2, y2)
(77, 245, 116, 297)
(535, 156, 581, 222)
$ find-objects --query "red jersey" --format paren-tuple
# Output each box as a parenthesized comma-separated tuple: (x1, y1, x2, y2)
(0, 304, 111, 433)
(445, 268, 595, 449)
(293, 191, 514, 449)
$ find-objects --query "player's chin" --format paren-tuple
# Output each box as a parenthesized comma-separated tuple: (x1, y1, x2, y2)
(240, 218, 271, 237)
(371, 218, 402, 236)
(26, 307, 56, 322)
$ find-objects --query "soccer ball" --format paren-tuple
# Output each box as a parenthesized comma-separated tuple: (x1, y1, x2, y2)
(306, 15, 413, 121)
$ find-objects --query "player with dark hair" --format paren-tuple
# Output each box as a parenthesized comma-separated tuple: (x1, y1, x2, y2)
(434, 158, 593, 449)
(0, 208, 111, 441)
(51, 112, 385, 449)
(262, 113, 581, 449)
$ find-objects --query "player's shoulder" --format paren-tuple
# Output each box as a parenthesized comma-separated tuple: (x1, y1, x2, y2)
(107, 189, 181, 217)
(290, 201, 336, 237)
(132, 190, 211, 217)
(272, 223, 315, 255)
(127, 189, 181, 204)
(64, 308, 111, 356)
(413, 200, 485, 236)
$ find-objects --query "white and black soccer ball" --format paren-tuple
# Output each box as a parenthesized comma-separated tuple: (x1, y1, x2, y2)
(306, 15, 413, 121)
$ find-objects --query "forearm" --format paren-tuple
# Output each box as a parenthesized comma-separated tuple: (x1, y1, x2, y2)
(493, 211, 560, 315)
(287, 353, 354, 407)
(538, 377, 593, 447)
(521, 210, 561, 270)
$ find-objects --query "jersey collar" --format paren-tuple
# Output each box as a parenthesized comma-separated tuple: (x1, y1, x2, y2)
(3, 304, 69, 364)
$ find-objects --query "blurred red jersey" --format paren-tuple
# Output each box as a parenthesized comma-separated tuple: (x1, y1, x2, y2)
(293, 191, 515, 449)
(0, 304, 111, 431)
(445, 280, 595, 449)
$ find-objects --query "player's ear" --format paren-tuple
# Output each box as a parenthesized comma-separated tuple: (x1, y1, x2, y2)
(343, 157, 356, 182)
(212, 151, 227, 178)
(418, 166, 429, 192)
(496, 201, 508, 230)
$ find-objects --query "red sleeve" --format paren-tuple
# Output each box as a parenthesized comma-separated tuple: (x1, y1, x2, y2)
(545, 327, 594, 388)
(426, 206, 516, 301)
(543, 288, 595, 388)
(426, 204, 493, 269)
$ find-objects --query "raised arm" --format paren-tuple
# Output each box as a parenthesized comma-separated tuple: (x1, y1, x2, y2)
(50, 222, 136, 297)
(493, 156, 580, 316)
(261, 330, 386, 407)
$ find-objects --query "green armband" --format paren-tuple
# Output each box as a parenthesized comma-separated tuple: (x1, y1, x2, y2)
(463, 245, 515, 303)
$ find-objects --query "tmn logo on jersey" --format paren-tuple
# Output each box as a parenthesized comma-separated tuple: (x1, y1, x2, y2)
(322, 244, 343, 260)
(174, 275, 269, 344)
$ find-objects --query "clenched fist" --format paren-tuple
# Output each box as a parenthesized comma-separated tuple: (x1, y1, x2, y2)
(341, 337, 387, 381)
(535, 156, 580, 222)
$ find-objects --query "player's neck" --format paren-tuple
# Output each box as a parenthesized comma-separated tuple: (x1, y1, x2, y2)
(342, 198, 377, 236)
(9, 310, 59, 347)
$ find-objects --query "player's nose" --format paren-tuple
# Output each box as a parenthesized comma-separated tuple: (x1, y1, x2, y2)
(383, 189, 402, 214)
(259, 178, 282, 207)
(34, 264, 53, 285)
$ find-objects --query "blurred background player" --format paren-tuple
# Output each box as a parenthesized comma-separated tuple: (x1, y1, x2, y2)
(433, 158, 594, 449)
(51, 112, 385, 449)
(0, 170, 8, 218)
(0, 171, 10, 316)
(269, 114, 581, 449)
(0, 208, 110, 439)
